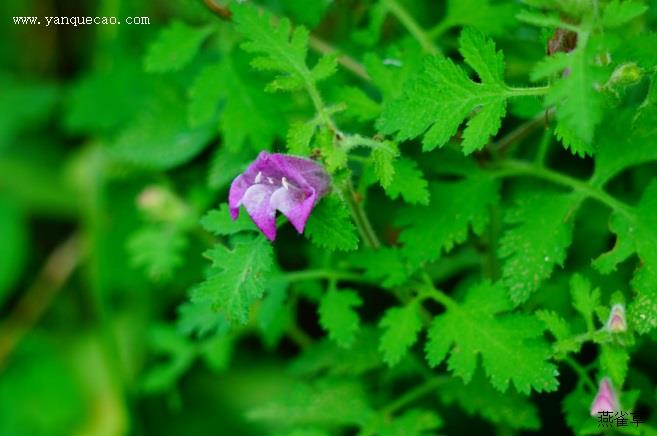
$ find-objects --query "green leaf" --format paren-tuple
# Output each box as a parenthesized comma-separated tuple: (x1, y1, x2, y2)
(128, 225, 188, 283)
(593, 181, 657, 334)
(189, 57, 284, 152)
(396, 174, 499, 266)
(286, 120, 317, 156)
(191, 235, 274, 325)
(602, 0, 648, 28)
(441, 0, 518, 36)
(109, 90, 213, 170)
(499, 192, 578, 305)
(536, 310, 580, 355)
(232, 3, 335, 92)
(141, 325, 195, 393)
(570, 274, 601, 330)
(337, 86, 380, 122)
(376, 408, 443, 436)
(599, 344, 630, 388)
(425, 281, 559, 394)
(144, 22, 213, 73)
(319, 289, 363, 347)
(377, 28, 510, 153)
(544, 41, 604, 150)
(200, 204, 258, 236)
(439, 370, 540, 430)
(378, 303, 423, 366)
(348, 247, 409, 288)
(384, 158, 429, 205)
(305, 196, 359, 252)
(371, 146, 397, 189)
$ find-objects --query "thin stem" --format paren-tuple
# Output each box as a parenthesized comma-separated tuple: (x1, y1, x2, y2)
(308, 36, 370, 81)
(283, 269, 372, 284)
(384, 0, 439, 55)
(506, 85, 551, 97)
(563, 355, 597, 393)
(490, 160, 632, 216)
(304, 80, 338, 132)
(419, 272, 457, 310)
(428, 19, 452, 39)
(380, 376, 447, 416)
(0, 233, 81, 368)
(343, 180, 382, 250)
(534, 126, 553, 166)
(492, 109, 552, 156)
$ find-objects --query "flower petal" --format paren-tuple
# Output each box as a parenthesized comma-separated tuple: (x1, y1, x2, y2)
(270, 186, 317, 234)
(269, 154, 330, 195)
(242, 184, 277, 240)
(228, 174, 251, 220)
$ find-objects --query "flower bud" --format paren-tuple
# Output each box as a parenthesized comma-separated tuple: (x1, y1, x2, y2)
(137, 185, 187, 223)
(590, 377, 620, 416)
(605, 303, 627, 333)
(608, 62, 642, 87)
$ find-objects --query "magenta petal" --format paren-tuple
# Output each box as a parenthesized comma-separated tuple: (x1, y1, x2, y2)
(590, 378, 620, 416)
(241, 184, 277, 241)
(270, 186, 317, 234)
(269, 154, 330, 195)
(228, 175, 250, 220)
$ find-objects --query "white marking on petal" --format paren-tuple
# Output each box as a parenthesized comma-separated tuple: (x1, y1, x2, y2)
(281, 177, 289, 190)
(267, 177, 275, 184)
(254, 171, 262, 184)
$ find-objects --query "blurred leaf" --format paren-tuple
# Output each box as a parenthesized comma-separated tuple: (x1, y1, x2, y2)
(319, 289, 362, 348)
(379, 303, 422, 366)
(128, 224, 188, 283)
(144, 21, 214, 73)
(305, 196, 359, 252)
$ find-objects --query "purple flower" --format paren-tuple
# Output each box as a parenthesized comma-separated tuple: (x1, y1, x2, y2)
(229, 151, 330, 241)
(605, 304, 627, 334)
(590, 378, 620, 416)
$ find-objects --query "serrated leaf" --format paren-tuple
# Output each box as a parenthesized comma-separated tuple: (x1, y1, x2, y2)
(397, 174, 499, 266)
(425, 281, 559, 394)
(570, 274, 601, 331)
(286, 120, 316, 155)
(371, 146, 397, 189)
(190, 57, 284, 152)
(599, 344, 630, 388)
(536, 310, 580, 355)
(319, 289, 362, 347)
(232, 3, 335, 92)
(384, 158, 429, 205)
(439, 370, 540, 430)
(544, 41, 604, 148)
(200, 204, 257, 236)
(348, 247, 408, 288)
(128, 225, 188, 282)
(191, 235, 273, 325)
(305, 196, 359, 251)
(593, 181, 657, 334)
(378, 304, 422, 366)
(377, 28, 510, 153)
(602, 0, 648, 28)
(499, 192, 578, 305)
(144, 22, 213, 73)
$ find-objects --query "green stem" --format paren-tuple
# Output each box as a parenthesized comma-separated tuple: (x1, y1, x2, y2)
(506, 85, 551, 97)
(343, 181, 382, 250)
(490, 160, 632, 216)
(380, 376, 447, 416)
(305, 80, 337, 132)
(419, 273, 457, 310)
(384, 0, 439, 55)
(563, 355, 597, 393)
(534, 126, 553, 166)
(427, 19, 452, 39)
